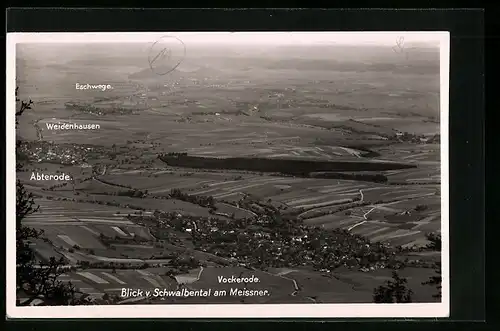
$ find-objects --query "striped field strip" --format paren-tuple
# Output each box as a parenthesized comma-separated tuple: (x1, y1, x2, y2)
(101, 272, 126, 285)
(57, 235, 80, 247)
(142, 276, 162, 288)
(77, 272, 110, 284)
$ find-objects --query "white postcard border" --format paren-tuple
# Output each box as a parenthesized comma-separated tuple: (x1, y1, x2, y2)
(6, 31, 450, 319)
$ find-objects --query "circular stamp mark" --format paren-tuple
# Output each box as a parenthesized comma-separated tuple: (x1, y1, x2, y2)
(148, 35, 186, 76)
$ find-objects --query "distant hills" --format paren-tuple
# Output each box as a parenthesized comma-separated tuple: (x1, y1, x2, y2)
(128, 65, 222, 80)
(127, 58, 439, 79)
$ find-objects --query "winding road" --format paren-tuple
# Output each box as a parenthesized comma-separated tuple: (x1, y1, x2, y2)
(221, 202, 258, 218)
(347, 192, 435, 231)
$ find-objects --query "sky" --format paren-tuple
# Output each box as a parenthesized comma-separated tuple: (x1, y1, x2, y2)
(9, 32, 446, 47)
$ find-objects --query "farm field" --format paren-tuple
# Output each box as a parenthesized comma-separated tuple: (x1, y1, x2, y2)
(24, 161, 441, 249)
(44, 263, 438, 304)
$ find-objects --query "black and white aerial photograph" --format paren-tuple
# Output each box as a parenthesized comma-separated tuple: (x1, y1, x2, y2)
(7, 32, 449, 318)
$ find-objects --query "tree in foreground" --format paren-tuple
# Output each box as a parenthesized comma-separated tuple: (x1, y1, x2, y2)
(422, 231, 441, 299)
(422, 262, 442, 300)
(16, 87, 86, 305)
(373, 271, 413, 303)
